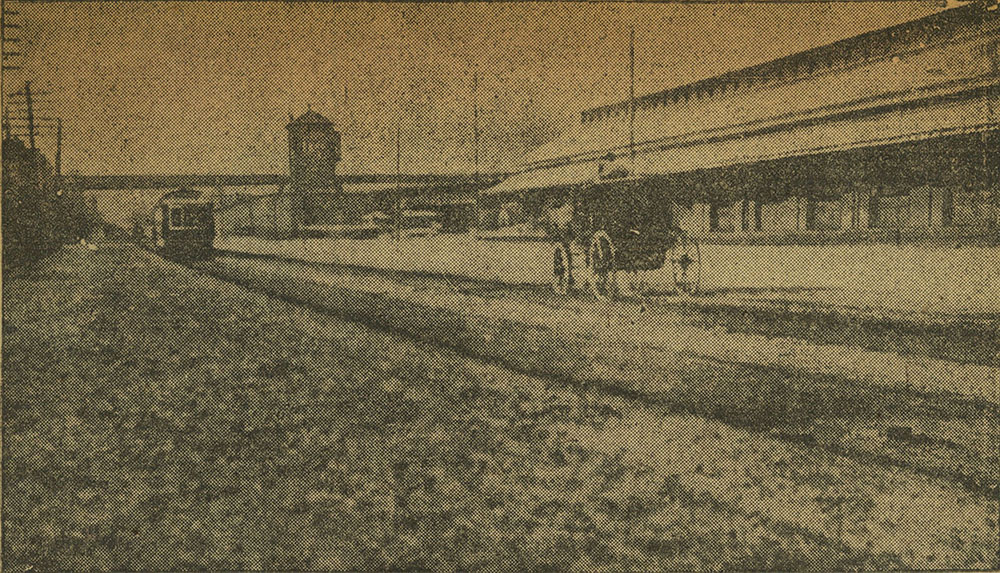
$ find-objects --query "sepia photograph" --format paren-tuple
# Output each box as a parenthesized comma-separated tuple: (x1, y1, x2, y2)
(2, 0, 998, 570)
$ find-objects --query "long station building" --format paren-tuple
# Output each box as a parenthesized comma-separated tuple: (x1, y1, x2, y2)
(486, 2, 999, 244)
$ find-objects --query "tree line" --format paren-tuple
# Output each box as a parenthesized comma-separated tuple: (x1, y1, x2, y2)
(3, 136, 102, 270)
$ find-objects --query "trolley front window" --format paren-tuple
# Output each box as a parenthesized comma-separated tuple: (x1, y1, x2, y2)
(169, 204, 212, 229)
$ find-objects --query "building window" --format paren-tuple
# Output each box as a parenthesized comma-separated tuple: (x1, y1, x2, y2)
(303, 131, 326, 156)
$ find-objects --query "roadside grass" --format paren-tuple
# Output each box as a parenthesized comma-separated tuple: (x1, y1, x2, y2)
(211, 255, 1000, 498)
(2, 245, 907, 571)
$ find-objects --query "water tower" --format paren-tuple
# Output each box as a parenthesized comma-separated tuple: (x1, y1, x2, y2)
(286, 108, 341, 192)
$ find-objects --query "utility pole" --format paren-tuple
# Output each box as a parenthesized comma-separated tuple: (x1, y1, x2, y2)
(628, 27, 636, 169)
(2, 7, 23, 72)
(25, 80, 35, 150)
(55, 117, 62, 179)
(7, 84, 55, 146)
(473, 69, 480, 184)
(473, 68, 480, 237)
(395, 122, 402, 241)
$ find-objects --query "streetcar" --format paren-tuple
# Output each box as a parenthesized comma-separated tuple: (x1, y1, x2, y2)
(150, 188, 215, 260)
(482, 173, 701, 297)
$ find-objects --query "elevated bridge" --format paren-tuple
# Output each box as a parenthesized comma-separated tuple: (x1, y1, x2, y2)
(76, 172, 500, 192)
(488, 2, 999, 241)
(76, 173, 288, 191)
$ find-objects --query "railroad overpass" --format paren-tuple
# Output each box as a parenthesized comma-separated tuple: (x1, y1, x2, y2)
(81, 172, 501, 236)
(487, 2, 999, 243)
(75, 172, 499, 192)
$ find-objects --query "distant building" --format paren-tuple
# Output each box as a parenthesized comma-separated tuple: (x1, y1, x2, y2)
(213, 108, 500, 239)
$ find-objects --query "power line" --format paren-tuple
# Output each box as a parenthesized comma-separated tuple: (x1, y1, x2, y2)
(2, 5, 23, 72)
(7, 115, 59, 121)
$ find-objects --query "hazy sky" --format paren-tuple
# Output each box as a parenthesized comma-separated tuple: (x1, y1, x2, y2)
(7, 1, 941, 176)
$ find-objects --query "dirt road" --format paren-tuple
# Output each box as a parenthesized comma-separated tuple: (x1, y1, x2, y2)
(203, 248, 999, 568)
(4, 244, 998, 570)
(217, 233, 1000, 316)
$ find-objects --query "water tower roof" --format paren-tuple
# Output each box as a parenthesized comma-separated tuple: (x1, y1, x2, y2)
(287, 109, 334, 129)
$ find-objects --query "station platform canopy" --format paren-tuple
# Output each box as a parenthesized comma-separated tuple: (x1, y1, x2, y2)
(485, 2, 999, 199)
(487, 85, 998, 198)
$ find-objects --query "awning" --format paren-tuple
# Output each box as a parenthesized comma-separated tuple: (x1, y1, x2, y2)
(633, 89, 998, 177)
(487, 87, 997, 198)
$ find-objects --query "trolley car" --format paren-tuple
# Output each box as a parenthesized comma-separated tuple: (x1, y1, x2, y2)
(484, 174, 701, 297)
(150, 188, 215, 260)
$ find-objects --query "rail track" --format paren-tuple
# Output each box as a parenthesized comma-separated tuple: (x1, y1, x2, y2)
(144, 246, 1000, 503)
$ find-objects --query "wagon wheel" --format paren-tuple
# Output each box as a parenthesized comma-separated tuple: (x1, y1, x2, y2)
(551, 242, 574, 295)
(670, 231, 701, 295)
(588, 231, 616, 299)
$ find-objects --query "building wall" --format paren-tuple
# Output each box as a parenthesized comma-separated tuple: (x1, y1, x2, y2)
(288, 126, 341, 192)
(680, 184, 997, 243)
(215, 194, 299, 239)
(305, 192, 388, 226)
(760, 198, 802, 233)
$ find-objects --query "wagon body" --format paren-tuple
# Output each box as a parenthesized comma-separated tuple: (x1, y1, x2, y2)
(570, 178, 681, 272)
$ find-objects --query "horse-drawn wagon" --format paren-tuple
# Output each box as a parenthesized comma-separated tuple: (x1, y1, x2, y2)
(480, 173, 701, 297)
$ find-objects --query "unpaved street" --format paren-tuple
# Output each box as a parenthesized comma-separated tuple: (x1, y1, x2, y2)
(4, 244, 998, 570)
(217, 234, 1000, 316)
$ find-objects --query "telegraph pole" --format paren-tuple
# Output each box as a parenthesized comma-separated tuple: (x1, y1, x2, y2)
(55, 117, 62, 179)
(2, 7, 23, 72)
(473, 68, 480, 238)
(395, 122, 402, 241)
(473, 69, 480, 185)
(628, 27, 636, 169)
(25, 80, 35, 150)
